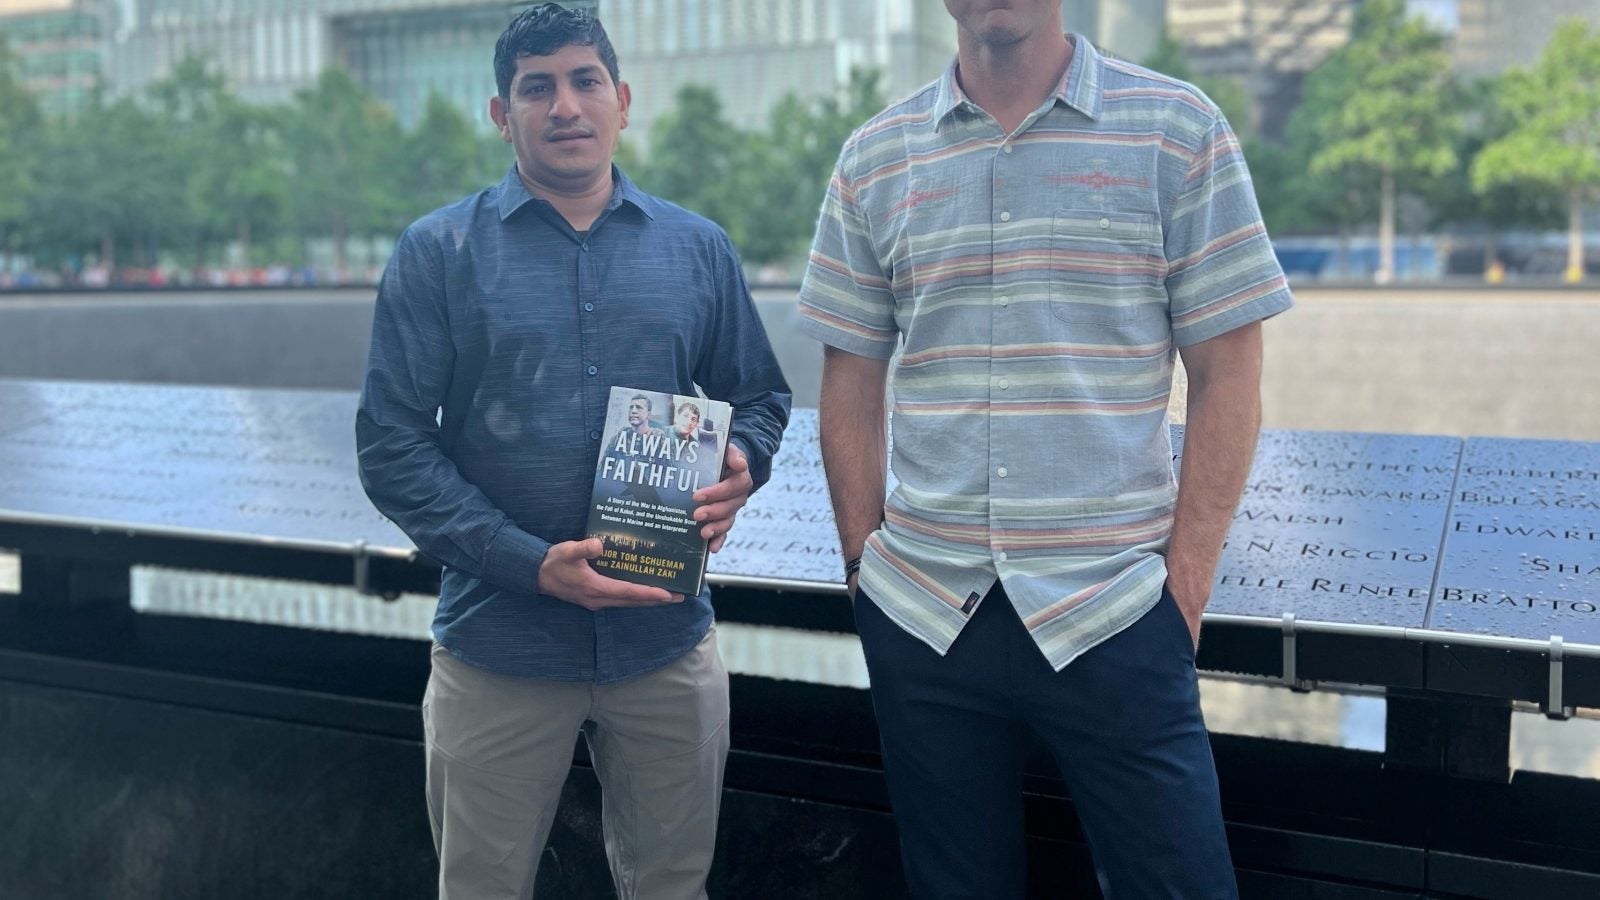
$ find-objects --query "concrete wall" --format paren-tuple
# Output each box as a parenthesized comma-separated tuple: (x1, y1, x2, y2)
(4, 287, 1599, 441)
(0, 290, 380, 391)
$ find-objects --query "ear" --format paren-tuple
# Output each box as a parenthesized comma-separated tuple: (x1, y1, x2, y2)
(488, 94, 512, 142)
(616, 81, 632, 130)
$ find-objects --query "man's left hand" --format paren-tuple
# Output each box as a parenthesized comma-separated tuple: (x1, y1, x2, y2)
(693, 442, 753, 552)
(1165, 572, 1208, 651)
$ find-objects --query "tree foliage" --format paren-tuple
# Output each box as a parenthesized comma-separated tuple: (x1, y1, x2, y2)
(287, 69, 407, 272)
(1300, 0, 1459, 280)
(631, 68, 886, 267)
(1472, 20, 1600, 198)
(0, 38, 43, 262)
(3, 23, 1595, 284)
(1140, 34, 1251, 131)
(1472, 19, 1600, 279)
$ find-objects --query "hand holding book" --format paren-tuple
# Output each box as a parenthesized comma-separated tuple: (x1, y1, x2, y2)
(691, 442, 752, 553)
(537, 538, 685, 610)
(586, 386, 735, 594)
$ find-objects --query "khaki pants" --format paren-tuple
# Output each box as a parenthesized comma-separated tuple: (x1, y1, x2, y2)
(422, 630, 729, 900)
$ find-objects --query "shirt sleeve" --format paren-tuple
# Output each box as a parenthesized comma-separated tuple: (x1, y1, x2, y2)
(797, 142, 900, 359)
(355, 223, 549, 595)
(1164, 108, 1293, 348)
(694, 231, 792, 493)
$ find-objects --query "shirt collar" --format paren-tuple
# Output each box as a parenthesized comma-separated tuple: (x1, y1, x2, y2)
(933, 32, 1104, 127)
(493, 164, 658, 222)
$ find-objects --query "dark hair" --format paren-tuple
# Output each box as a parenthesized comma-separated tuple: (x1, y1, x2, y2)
(630, 393, 652, 411)
(495, 3, 620, 100)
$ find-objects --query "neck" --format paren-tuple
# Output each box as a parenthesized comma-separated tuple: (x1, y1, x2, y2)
(518, 165, 613, 231)
(955, 29, 1073, 135)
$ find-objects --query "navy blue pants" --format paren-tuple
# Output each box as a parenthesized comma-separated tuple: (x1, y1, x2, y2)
(855, 584, 1238, 899)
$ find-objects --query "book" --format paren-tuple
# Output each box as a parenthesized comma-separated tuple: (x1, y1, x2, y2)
(585, 386, 733, 594)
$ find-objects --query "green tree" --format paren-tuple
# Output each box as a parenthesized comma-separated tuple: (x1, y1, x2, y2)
(749, 68, 888, 269)
(0, 37, 43, 273)
(202, 98, 292, 266)
(1428, 77, 1562, 279)
(1140, 34, 1252, 131)
(105, 94, 193, 269)
(27, 88, 189, 272)
(1303, 0, 1459, 283)
(612, 135, 644, 178)
(636, 75, 887, 268)
(1473, 19, 1600, 283)
(404, 92, 495, 215)
(638, 85, 754, 249)
(285, 69, 404, 275)
(148, 57, 223, 265)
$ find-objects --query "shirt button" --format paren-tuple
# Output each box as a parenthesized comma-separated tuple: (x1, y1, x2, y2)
(999, 211, 1011, 222)
(589, 430, 600, 440)
(586, 365, 598, 376)
(997, 466, 1008, 478)
(1099, 217, 1112, 229)
(997, 295, 1009, 307)
(1002, 143, 1013, 154)
(997, 378, 1009, 390)
(584, 302, 594, 312)
(998, 551, 1009, 562)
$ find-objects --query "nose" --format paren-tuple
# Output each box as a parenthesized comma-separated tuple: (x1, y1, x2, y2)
(550, 83, 580, 120)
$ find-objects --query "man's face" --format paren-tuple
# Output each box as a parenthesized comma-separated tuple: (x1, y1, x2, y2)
(489, 43, 630, 192)
(674, 406, 700, 436)
(627, 398, 649, 428)
(943, 0, 1059, 47)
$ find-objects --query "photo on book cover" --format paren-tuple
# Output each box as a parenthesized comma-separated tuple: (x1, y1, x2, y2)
(586, 386, 731, 594)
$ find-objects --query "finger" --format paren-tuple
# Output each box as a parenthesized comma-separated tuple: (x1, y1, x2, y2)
(575, 537, 604, 559)
(698, 505, 739, 533)
(590, 572, 678, 604)
(693, 471, 753, 508)
(708, 532, 727, 553)
(693, 497, 746, 524)
(723, 443, 749, 471)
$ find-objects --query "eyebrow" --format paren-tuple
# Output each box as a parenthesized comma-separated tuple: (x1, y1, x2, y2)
(515, 65, 604, 89)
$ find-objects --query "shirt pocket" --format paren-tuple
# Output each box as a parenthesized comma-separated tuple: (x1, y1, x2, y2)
(1048, 209, 1163, 325)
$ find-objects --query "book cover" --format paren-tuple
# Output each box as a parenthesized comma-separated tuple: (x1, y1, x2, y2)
(586, 386, 732, 594)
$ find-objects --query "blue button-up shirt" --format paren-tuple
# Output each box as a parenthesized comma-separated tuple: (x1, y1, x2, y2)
(358, 166, 791, 683)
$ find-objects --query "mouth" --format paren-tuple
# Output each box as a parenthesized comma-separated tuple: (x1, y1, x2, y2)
(547, 130, 593, 143)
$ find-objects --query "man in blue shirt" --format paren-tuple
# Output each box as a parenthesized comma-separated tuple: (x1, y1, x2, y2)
(356, 5, 790, 898)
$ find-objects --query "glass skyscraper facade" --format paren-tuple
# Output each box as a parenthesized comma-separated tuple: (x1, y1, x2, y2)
(1060, 0, 1165, 64)
(0, 0, 111, 118)
(103, 1, 595, 121)
(600, 0, 954, 145)
(92, 0, 948, 146)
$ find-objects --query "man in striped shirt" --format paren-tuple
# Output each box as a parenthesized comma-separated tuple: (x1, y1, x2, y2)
(799, 2, 1291, 896)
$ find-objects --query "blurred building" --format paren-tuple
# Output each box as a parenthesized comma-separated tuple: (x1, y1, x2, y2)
(0, 0, 111, 118)
(600, 0, 955, 148)
(1451, 0, 1600, 78)
(102, 0, 596, 128)
(1165, 0, 1354, 135)
(1061, 0, 1166, 63)
(96, 0, 951, 147)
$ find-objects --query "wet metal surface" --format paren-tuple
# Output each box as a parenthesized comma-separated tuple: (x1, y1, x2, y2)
(712, 409, 846, 585)
(1431, 438, 1600, 644)
(1203, 431, 1460, 626)
(0, 380, 410, 550)
(0, 381, 849, 584)
(5, 379, 1598, 638)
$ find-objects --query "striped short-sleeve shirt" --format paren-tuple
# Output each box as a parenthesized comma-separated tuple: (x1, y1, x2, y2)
(797, 35, 1293, 670)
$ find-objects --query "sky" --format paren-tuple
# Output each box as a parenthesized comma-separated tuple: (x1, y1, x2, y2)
(0, 0, 72, 14)
(1406, 0, 1461, 32)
